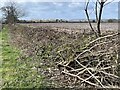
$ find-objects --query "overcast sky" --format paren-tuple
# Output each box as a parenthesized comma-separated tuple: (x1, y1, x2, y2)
(0, 0, 119, 20)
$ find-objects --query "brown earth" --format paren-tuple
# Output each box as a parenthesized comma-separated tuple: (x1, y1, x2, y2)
(19, 23, 118, 34)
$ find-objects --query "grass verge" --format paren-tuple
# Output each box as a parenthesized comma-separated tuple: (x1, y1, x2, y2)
(1, 26, 44, 88)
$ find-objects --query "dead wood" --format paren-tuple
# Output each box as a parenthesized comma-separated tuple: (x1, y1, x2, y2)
(58, 33, 120, 88)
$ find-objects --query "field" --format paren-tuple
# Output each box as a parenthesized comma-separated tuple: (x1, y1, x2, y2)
(20, 23, 118, 33)
(1, 23, 120, 88)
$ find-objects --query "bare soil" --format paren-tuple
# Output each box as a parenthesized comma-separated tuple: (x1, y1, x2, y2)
(20, 23, 118, 34)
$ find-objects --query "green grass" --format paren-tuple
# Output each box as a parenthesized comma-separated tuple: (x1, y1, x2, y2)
(1, 26, 44, 88)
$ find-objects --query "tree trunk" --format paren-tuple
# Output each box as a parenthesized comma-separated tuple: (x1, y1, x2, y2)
(97, 2, 104, 37)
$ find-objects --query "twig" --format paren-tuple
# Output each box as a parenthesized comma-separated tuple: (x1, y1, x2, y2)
(75, 40, 114, 60)
(75, 59, 105, 87)
(86, 33, 118, 48)
(81, 72, 98, 83)
(99, 71, 119, 78)
(62, 71, 101, 87)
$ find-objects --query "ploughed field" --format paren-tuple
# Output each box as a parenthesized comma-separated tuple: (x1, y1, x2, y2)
(20, 23, 118, 33)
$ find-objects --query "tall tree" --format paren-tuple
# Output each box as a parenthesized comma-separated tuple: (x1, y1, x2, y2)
(1, 1, 25, 24)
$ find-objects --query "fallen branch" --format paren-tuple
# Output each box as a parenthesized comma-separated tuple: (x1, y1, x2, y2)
(62, 71, 101, 87)
(58, 33, 119, 88)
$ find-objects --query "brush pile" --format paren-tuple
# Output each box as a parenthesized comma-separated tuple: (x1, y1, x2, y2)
(58, 33, 120, 88)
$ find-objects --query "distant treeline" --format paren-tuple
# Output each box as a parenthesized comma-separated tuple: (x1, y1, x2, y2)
(2, 19, 118, 24)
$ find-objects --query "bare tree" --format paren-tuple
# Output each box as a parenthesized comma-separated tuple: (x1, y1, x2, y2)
(0, 1, 25, 24)
(85, 0, 114, 37)
(85, 0, 99, 37)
